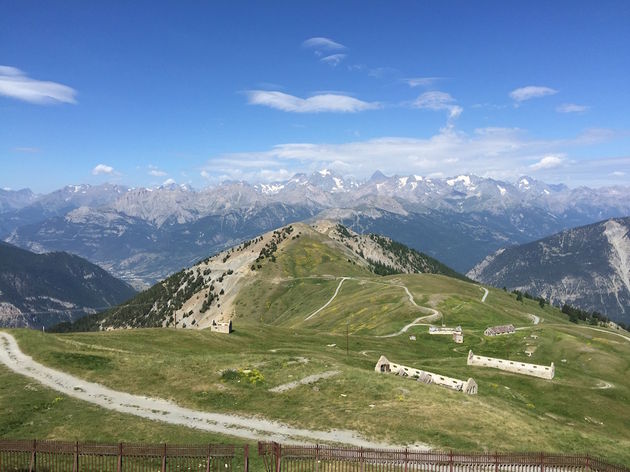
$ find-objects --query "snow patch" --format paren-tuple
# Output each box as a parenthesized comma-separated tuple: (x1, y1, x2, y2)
(496, 185, 507, 196)
(259, 184, 285, 195)
(318, 169, 331, 177)
(446, 175, 472, 187)
(332, 177, 344, 191)
(398, 177, 408, 187)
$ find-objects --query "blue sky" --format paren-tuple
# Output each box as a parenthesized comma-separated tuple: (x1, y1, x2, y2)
(1, 1, 629, 192)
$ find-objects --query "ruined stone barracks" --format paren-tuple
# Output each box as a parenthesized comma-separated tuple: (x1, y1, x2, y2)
(467, 350, 554, 380)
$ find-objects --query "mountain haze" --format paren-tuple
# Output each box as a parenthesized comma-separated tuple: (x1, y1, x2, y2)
(0, 242, 137, 328)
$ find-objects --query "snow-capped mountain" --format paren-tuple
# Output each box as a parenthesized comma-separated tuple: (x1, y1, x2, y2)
(3, 171, 630, 286)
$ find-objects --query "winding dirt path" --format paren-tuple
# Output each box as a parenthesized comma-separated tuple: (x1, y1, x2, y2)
(0, 332, 425, 449)
(305, 277, 350, 320)
(269, 370, 340, 393)
(304, 276, 442, 337)
(480, 287, 489, 303)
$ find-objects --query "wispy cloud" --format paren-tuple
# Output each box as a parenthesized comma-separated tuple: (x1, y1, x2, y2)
(509, 85, 557, 102)
(246, 90, 379, 113)
(402, 77, 442, 87)
(12, 146, 40, 153)
(92, 164, 115, 175)
(611, 171, 625, 177)
(556, 103, 589, 113)
(320, 54, 347, 66)
(302, 37, 346, 51)
(413, 91, 462, 119)
(0, 65, 77, 105)
(148, 165, 167, 177)
(530, 154, 566, 171)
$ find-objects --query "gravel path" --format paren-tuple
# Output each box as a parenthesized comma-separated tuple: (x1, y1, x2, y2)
(0, 332, 426, 449)
(480, 287, 489, 303)
(269, 370, 340, 393)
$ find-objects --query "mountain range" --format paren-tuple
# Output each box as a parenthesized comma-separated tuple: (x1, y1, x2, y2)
(2, 171, 629, 290)
(0, 241, 136, 329)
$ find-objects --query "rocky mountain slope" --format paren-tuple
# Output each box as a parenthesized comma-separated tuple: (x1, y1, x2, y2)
(3, 172, 629, 284)
(0, 242, 136, 328)
(53, 222, 465, 331)
(468, 217, 630, 323)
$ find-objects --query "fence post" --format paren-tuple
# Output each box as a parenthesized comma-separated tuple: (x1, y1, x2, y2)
(117, 443, 122, 472)
(244, 444, 249, 472)
(360, 447, 364, 472)
(315, 444, 320, 472)
(206, 444, 211, 472)
(540, 452, 544, 472)
(585, 454, 590, 472)
(73, 441, 79, 472)
(28, 439, 36, 472)
(494, 451, 498, 472)
(274, 442, 281, 472)
(161, 443, 167, 472)
(449, 450, 453, 472)
(404, 448, 408, 472)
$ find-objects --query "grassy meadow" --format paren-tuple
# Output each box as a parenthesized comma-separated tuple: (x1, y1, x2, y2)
(2, 230, 630, 464)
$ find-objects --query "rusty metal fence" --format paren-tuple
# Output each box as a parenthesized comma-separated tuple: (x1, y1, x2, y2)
(257, 443, 629, 472)
(0, 440, 248, 472)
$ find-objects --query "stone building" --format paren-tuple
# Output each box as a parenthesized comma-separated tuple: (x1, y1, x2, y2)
(210, 320, 232, 333)
(453, 331, 464, 343)
(375, 355, 477, 394)
(429, 326, 462, 335)
(467, 350, 554, 380)
(484, 324, 515, 336)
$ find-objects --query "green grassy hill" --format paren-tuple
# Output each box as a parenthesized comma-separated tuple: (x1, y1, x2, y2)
(2, 223, 630, 464)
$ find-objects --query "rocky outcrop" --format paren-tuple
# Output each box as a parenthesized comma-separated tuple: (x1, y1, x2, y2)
(468, 217, 630, 324)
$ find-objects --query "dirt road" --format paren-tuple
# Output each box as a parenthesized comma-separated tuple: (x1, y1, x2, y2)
(0, 332, 427, 449)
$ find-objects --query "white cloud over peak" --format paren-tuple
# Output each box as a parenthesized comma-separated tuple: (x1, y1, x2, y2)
(92, 164, 115, 175)
(246, 90, 379, 113)
(320, 54, 347, 66)
(163, 178, 176, 186)
(413, 91, 462, 119)
(0, 65, 77, 105)
(200, 127, 620, 185)
(509, 85, 557, 102)
(556, 103, 589, 113)
(530, 155, 566, 171)
(302, 37, 346, 51)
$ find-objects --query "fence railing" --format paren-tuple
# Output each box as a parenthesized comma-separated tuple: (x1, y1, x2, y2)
(0, 440, 248, 472)
(257, 442, 629, 472)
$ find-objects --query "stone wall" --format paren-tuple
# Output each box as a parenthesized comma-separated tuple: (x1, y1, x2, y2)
(375, 355, 477, 394)
(467, 350, 554, 380)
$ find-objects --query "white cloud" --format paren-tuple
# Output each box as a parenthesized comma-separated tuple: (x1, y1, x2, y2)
(0, 65, 77, 104)
(163, 178, 176, 186)
(530, 155, 566, 171)
(246, 90, 379, 113)
(302, 37, 346, 51)
(200, 127, 621, 185)
(611, 171, 625, 177)
(509, 85, 557, 102)
(320, 54, 347, 66)
(402, 77, 442, 87)
(413, 91, 462, 119)
(556, 103, 589, 113)
(92, 164, 115, 175)
(12, 146, 40, 153)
